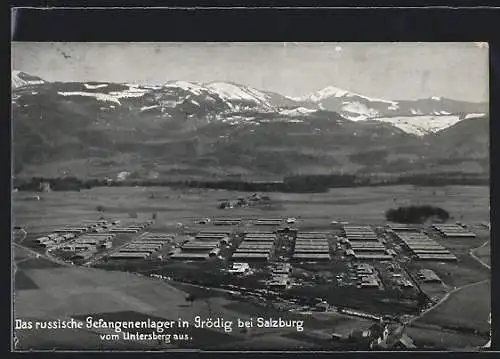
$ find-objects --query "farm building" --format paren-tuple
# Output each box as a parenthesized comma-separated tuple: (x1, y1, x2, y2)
(294, 244, 330, 249)
(277, 227, 299, 235)
(141, 232, 174, 240)
(432, 224, 476, 238)
(272, 263, 292, 274)
(212, 218, 242, 226)
(296, 232, 328, 238)
(123, 244, 162, 252)
(394, 278, 414, 288)
(345, 249, 355, 257)
(209, 248, 221, 257)
(242, 237, 274, 243)
(343, 226, 379, 242)
(291, 253, 331, 262)
(417, 269, 442, 283)
(294, 244, 329, 250)
(181, 242, 219, 251)
(267, 275, 291, 289)
(243, 231, 276, 236)
(245, 234, 276, 238)
(237, 243, 273, 250)
(355, 263, 374, 275)
(71, 250, 97, 260)
(386, 224, 419, 231)
(353, 253, 393, 261)
(412, 249, 451, 254)
(195, 234, 228, 240)
(254, 218, 283, 226)
(108, 252, 151, 260)
(127, 241, 165, 247)
(84, 233, 115, 240)
(386, 249, 397, 256)
(170, 252, 210, 260)
(195, 235, 230, 245)
(231, 252, 269, 261)
(294, 248, 330, 254)
(116, 248, 156, 254)
(348, 241, 386, 250)
(227, 262, 251, 274)
(415, 253, 457, 261)
(62, 243, 93, 252)
(109, 228, 140, 233)
(199, 230, 232, 235)
(235, 248, 270, 253)
(393, 232, 456, 259)
(359, 275, 380, 288)
(295, 239, 329, 246)
(238, 244, 272, 249)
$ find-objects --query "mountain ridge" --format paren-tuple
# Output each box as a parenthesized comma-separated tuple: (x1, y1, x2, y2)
(11, 71, 489, 180)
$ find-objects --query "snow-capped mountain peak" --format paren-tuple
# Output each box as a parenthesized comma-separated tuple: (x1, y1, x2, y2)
(12, 70, 45, 89)
(164, 80, 206, 95)
(205, 82, 271, 106)
(295, 85, 399, 106)
(293, 85, 349, 102)
(308, 86, 350, 101)
(11, 70, 488, 139)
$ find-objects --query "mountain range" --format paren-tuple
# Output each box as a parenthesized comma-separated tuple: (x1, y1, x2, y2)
(11, 71, 489, 180)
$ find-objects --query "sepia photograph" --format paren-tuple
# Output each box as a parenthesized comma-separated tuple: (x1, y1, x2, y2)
(11, 42, 490, 351)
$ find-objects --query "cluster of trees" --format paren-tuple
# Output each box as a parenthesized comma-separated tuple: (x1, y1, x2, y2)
(385, 205, 450, 224)
(15, 176, 90, 191)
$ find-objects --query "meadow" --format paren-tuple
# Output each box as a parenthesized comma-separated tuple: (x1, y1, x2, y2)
(13, 185, 490, 234)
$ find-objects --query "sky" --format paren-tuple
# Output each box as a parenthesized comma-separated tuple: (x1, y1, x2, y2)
(11, 42, 489, 102)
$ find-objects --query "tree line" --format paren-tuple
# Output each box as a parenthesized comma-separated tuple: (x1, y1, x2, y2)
(13, 172, 489, 193)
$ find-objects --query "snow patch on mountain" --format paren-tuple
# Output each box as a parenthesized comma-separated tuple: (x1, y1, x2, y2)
(109, 86, 149, 99)
(12, 70, 45, 89)
(143, 85, 163, 90)
(58, 91, 122, 105)
(84, 83, 108, 90)
(465, 113, 487, 119)
(58, 85, 148, 104)
(341, 113, 370, 122)
(296, 85, 399, 106)
(375, 115, 462, 136)
(140, 105, 160, 112)
(206, 82, 270, 106)
(279, 107, 316, 116)
(431, 96, 442, 101)
(298, 86, 349, 101)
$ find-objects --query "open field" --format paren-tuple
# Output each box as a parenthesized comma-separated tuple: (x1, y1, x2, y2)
(13, 257, 379, 350)
(472, 242, 491, 268)
(406, 326, 489, 350)
(14, 271, 40, 290)
(13, 185, 490, 232)
(412, 279, 490, 336)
